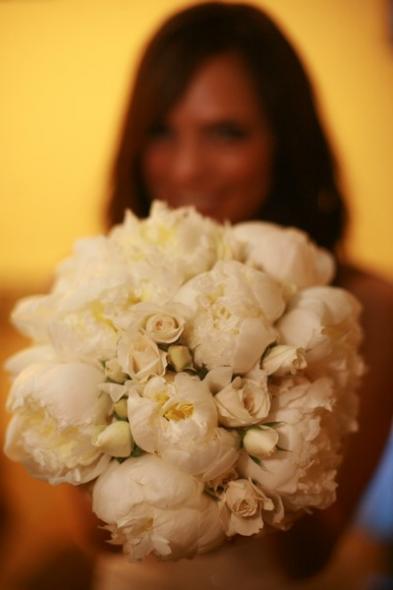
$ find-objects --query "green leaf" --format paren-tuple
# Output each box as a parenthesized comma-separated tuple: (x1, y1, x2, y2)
(261, 341, 278, 361)
(195, 366, 209, 379)
(204, 487, 219, 501)
(260, 421, 283, 428)
(131, 444, 144, 458)
(113, 413, 129, 422)
(276, 445, 290, 452)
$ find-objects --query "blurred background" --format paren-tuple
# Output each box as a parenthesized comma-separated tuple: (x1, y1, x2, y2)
(1, 0, 392, 588)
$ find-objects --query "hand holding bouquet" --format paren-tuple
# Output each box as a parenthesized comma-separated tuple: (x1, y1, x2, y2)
(4, 202, 363, 560)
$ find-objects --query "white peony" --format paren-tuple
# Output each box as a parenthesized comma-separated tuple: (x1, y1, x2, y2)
(109, 202, 242, 288)
(4, 362, 111, 484)
(5, 345, 56, 377)
(48, 302, 119, 362)
(175, 260, 283, 373)
(12, 293, 124, 366)
(53, 235, 133, 304)
(161, 426, 240, 482)
(127, 373, 216, 452)
(277, 286, 364, 394)
(127, 373, 239, 479)
(92, 455, 225, 560)
(233, 221, 335, 289)
(11, 237, 135, 349)
(11, 293, 57, 343)
(278, 287, 362, 350)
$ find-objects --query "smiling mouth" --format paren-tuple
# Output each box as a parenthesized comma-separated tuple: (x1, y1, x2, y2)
(157, 196, 227, 222)
(162, 194, 220, 208)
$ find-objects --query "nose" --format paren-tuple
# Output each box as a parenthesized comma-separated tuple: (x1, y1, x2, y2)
(169, 136, 206, 187)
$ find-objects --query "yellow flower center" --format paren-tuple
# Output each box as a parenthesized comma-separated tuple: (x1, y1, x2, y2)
(155, 391, 170, 406)
(141, 224, 175, 245)
(90, 301, 116, 330)
(163, 402, 194, 421)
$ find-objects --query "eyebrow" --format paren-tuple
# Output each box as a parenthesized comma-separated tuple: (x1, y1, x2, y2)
(200, 117, 253, 128)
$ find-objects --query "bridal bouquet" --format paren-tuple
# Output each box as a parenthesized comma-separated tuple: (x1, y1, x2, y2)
(4, 201, 363, 560)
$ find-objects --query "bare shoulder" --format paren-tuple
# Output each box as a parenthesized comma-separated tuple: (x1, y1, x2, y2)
(337, 263, 393, 330)
(337, 262, 393, 298)
(335, 262, 393, 503)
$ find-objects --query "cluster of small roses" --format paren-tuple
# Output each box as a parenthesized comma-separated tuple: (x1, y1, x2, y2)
(4, 202, 363, 560)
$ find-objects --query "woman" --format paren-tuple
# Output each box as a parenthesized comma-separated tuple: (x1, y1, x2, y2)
(108, 2, 345, 252)
(100, 2, 393, 586)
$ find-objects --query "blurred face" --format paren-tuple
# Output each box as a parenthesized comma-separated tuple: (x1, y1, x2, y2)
(142, 53, 275, 223)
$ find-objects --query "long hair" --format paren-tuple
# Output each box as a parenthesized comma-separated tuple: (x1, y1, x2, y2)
(107, 2, 347, 250)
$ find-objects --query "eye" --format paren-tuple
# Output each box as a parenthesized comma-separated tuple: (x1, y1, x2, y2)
(147, 122, 174, 141)
(208, 122, 249, 141)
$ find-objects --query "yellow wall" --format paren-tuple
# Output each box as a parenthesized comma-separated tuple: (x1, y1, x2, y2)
(1, 0, 392, 288)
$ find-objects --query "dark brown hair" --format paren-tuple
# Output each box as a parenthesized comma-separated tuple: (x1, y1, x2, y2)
(107, 2, 347, 250)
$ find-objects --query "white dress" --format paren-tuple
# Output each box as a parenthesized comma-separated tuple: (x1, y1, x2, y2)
(92, 534, 290, 590)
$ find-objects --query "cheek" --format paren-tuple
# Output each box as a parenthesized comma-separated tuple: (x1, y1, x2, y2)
(142, 147, 168, 191)
(219, 142, 273, 194)
(142, 146, 193, 210)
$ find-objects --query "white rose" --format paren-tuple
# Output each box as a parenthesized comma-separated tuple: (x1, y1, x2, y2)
(92, 455, 225, 560)
(175, 261, 283, 373)
(117, 331, 167, 382)
(213, 370, 271, 428)
(167, 345, 193, 372)
(144, 312, 184, 343)
(243, 427, 279, 458)
(104, 358, 127, 384)
(233, 221, 335, 289)
(94, 421, 133, 458)
(262, 344, 306, 376)
(219, 479, 274, 537)
(112, 398, 128, 419)
(4, 362, 111, 484)
(99, 381, 129, 403)
(112, 301, 190, 340)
